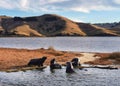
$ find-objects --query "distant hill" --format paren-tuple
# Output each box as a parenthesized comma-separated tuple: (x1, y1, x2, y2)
(77, 23, 118, 36)
(95, 22, 120, 29)
(0, 14, 119, 37)
(95, 22, 120, 35)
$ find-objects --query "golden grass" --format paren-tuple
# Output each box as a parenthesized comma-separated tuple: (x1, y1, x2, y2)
(107, 52, 120, 60)
(0, 48, 82, 70)
(86, 52, 120, 65)
(85, 53, 110, 65)
(78, 23, 118, 36)
(12, 24, 42, 37)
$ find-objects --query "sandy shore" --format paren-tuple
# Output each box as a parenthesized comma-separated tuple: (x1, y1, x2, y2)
(79, 53, 100, 63)
(0, 47, 115, 71)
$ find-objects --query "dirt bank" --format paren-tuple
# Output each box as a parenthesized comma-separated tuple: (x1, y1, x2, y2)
(0, 48, 119, 71)
(0, 48, 83, 70)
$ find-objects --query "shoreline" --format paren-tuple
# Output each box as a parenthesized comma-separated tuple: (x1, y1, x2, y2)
(0, 47, 119, 71)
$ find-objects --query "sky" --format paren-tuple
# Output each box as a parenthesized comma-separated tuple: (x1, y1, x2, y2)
(0, 0, 120, 23)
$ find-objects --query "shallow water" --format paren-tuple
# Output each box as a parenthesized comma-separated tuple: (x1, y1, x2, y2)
(0, 67, 120, 86)
(0, 37, 120, 52)
(0, 37, 120, 86)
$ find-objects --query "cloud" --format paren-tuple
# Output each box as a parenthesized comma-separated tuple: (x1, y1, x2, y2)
(0, 0, 16, 9)
(114, 0, 120, 4)
(0, 0, 119, 13)
(20, 0, 28, 8)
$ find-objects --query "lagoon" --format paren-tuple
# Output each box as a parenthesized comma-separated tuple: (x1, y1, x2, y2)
(0, 37, 120, 52)
(0, 67, 120, 86)
(0, 37, 120, 86)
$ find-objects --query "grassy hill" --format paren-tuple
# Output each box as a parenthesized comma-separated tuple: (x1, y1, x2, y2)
(77, 23, 118, 36)
(0, 14, 119, 37)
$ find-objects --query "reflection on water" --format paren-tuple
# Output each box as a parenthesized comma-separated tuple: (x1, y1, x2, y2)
(0, 37, 120, 52)
(0, 66, 120, 86)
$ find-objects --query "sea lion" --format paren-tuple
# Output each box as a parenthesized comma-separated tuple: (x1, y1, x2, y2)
(66, 62, 74, 73)
(28, 56, 47, 66)
(71, 58, 81, 67)
(50, 58, 62, 69)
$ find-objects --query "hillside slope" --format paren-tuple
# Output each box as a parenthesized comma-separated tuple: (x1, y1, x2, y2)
(95, 22, 120, 35)
(77, 23, 118, 36)
(27, 14, 87, 36)
(11, 24, 42, 37)
(0, 16, 11, 35)
(0, 14, 119, 37)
